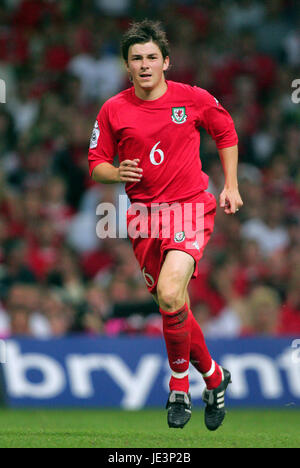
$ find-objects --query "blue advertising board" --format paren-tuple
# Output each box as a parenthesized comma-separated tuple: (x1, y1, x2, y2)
(0, 336, 300, 408)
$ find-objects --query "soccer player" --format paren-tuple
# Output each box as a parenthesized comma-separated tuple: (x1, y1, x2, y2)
(88, 20, 243, 430)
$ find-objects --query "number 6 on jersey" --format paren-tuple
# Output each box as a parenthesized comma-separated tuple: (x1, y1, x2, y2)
(150, 141, 164, 166)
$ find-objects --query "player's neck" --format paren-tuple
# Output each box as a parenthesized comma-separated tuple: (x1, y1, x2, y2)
(134, 78, 168, 101)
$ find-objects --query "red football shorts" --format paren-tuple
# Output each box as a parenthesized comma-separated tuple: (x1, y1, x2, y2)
(126, 191, 216, 294)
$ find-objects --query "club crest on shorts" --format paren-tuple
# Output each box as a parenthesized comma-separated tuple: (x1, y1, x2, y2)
(174, 231, 185, 243)
(172, 107, 187, 124)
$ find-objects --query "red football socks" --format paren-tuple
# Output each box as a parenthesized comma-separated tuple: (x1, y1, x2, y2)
(160, 303, 191, 393)
(190, 312, 222, 389)
(160, 303, 223, 392)
(202, 359, 223, 390)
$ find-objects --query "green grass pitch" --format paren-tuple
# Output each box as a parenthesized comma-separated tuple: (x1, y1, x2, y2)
(0, 408, 299, 448)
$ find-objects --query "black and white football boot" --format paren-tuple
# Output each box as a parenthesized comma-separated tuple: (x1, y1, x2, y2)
(166, 391, 192, 429)
(202, 368, 232, 431)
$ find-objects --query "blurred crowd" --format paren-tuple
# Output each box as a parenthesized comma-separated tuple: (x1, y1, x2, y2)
(0, 0, 300, 339)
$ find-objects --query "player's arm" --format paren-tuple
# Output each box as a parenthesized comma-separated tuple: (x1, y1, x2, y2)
(92, 159, 143, 184)
(218, 145, 243, 215)
(194, 88, 243, 215)
(88, 103, 143, 184)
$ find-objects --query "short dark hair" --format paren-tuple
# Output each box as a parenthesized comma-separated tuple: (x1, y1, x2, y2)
(121, 19, 170, 62)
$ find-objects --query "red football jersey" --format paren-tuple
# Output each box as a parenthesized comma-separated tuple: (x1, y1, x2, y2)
(88, 80, 238, 205)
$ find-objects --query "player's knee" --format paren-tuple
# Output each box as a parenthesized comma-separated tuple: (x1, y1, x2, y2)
(157, 285, 185, 312)
(157, 264, 189, 312)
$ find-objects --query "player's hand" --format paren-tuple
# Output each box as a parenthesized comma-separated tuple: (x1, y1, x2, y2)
(219, 186, 243, 215)
(117, 159, 143, 183)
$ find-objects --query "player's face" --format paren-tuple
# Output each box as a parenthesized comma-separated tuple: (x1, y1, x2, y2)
(126, 41, 169, 96)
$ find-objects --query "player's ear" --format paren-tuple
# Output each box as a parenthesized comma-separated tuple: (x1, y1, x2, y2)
(163, 56, 170, 72)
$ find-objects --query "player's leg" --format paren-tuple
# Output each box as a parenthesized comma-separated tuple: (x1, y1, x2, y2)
(157, 250, 193, 394)
(153, 261, 231, 431)
(153, 276, 222, 392)
(157, 250, 196, 394)
(156, 249, 194, 428)
(189, 310, 232, 430)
